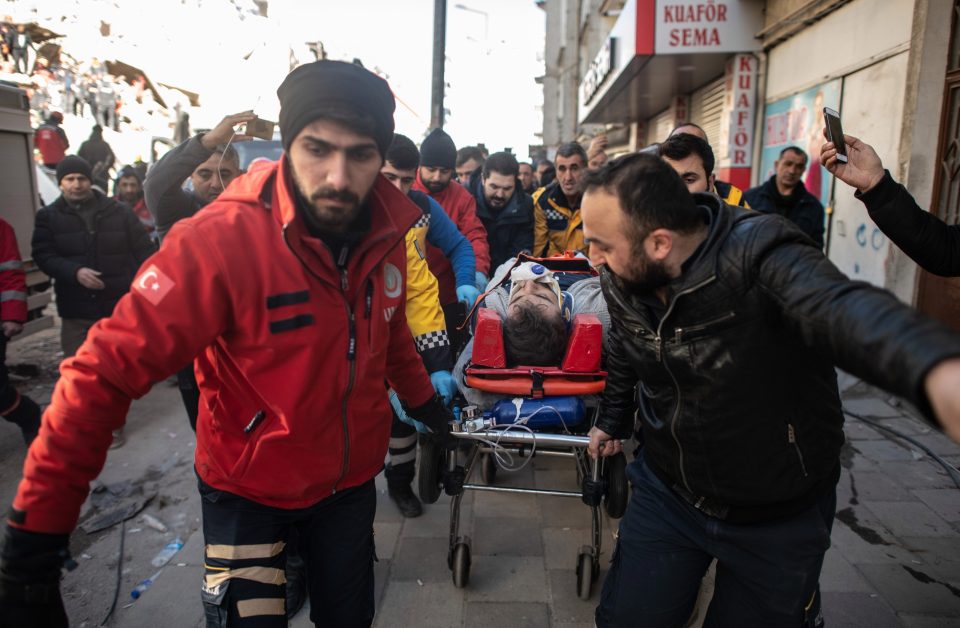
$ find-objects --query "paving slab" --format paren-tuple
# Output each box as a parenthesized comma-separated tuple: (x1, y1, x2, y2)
(819, 549, 876, 593)
(375, 521, 403, 560)
(474, 488, 542, 519)
(464, 555, 549, 602)
(861, 501, 960, 538)
(537, 495, 597, 528)
(830, 509, 916, 565)
(401, 494, 473, 539)
(874, 461, 959, 490)
(547, 567, 605, 624)
(464, 601, 550, 628)
(391, 536, 457, 584)
(912, 488, 960, 524)
(542, 527, 593, 570)
(374, 581, 464, 628)
(899, 616, 960, 627)
(908, 432, 960, 458)
(820, 592, 902, 628)
(845, 470, 916, 503)
(472, 516, 545, 556)
(852, 439, 922, 463)
(900, 536, 960, 581)
(843, 398, 905, 418)
(858, 562, 960, 616)
(844, 422, 895, 441)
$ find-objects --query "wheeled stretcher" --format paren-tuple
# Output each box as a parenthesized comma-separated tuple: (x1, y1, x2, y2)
(417, 256, 628, 598)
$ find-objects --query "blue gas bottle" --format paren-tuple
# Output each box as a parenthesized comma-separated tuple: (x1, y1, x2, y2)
(487, 396, 586, 430)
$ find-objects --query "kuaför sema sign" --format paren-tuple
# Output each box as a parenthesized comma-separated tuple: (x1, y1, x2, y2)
(655, 0, 763, 54)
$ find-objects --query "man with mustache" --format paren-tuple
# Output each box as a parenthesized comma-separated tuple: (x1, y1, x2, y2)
(745, 146, 825, 248)
(532, 142, 589, 257)
(0, 60, 453, 627)
(582, 153, 960, 627)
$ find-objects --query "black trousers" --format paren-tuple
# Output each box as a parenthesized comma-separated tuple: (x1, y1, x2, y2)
(0, 335, 39, 445)
(596, 455, 832, 627)
(199, 477, 376, 628)
(384, 408, 417, 489)
(177, 364, 200, 432)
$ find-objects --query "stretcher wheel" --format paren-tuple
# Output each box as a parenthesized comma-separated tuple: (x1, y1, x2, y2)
(451, 542, 471, 588)
(417, 437, 442, 504)
(576, 550, 595, 600)
(604, 453, 628, 519)
(480, 452, 497, 485)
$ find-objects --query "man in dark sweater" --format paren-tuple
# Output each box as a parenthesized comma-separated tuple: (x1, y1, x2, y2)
(745, 146, 825, 248)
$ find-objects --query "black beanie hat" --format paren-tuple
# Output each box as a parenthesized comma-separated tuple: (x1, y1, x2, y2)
(56, 155, 93, 184)
(116, 165, 143, 184)
(277, 60, 395, 156)
(419, 128, 457, 169)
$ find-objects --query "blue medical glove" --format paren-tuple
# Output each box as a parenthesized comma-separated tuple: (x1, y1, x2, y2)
(474, 271, 488, 292)
(456, 284, 481, 308)
(429, 370, 456, 406)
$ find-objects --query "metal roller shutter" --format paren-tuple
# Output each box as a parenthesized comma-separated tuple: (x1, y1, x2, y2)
(646, 108, 675, 146)
(690, 75, 725, 147)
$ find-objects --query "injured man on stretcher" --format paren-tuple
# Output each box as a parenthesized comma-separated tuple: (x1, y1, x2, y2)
(453, 256, 611, 408)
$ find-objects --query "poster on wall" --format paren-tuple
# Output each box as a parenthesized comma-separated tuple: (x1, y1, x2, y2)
(758, 79, 841, 208)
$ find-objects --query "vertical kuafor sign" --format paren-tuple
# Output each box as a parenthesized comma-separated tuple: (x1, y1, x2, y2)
(718, 53, 756, 169)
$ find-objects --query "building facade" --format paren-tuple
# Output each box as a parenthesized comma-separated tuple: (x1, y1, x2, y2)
(539, 0, 959, 328)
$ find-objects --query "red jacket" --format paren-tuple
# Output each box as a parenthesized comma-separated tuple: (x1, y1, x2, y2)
(13, 158, 434, 534)
(0, 219, 27, 322)
(33, 124, 68, 166)
(413, 173, 490, 304)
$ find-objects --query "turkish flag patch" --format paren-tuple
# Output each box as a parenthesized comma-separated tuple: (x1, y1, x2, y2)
(134, 264, 175, 306)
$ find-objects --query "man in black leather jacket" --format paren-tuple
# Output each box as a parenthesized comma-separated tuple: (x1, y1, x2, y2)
(581, 153, 960, 627)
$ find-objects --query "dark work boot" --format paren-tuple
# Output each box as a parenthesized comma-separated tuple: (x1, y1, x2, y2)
(285, 550, 307, 619)
(388, 484, 423, 518)
(2, 393, 40, 446)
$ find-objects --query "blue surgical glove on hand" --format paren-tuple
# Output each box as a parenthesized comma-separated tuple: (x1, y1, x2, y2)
(456, 284, 481, 308)
(474, 271, 488, 292)
(429, 370, 456, 407)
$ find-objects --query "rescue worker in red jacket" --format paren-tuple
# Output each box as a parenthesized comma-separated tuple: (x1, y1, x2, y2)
(0, 218, 40, 445)
(0, 60, 453, 628)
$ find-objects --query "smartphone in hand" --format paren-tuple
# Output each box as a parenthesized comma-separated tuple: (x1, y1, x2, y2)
(823, 107, 847, 163)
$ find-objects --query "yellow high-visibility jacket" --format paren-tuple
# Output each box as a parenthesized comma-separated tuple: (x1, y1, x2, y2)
(532, 183, 585, 257)
(404, 211, 451, 374)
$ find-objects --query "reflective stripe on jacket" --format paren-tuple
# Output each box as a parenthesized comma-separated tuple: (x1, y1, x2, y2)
(13, 158, 434, 534)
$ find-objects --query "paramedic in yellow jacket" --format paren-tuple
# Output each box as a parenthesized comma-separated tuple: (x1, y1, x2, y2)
(533, 142, 589, 257)
(382, 134, 482, 518)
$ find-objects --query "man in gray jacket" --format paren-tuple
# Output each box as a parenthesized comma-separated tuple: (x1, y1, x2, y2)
(145, 111, 251, 237)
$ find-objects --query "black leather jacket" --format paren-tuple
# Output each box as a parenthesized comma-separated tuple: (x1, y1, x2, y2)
(597, 194, 960, 520)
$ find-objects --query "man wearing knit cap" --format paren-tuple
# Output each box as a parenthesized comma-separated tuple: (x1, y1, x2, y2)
(414, 127, 490, 351)
(32, 156, 155, 360)
(1, 60, 453, 627)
